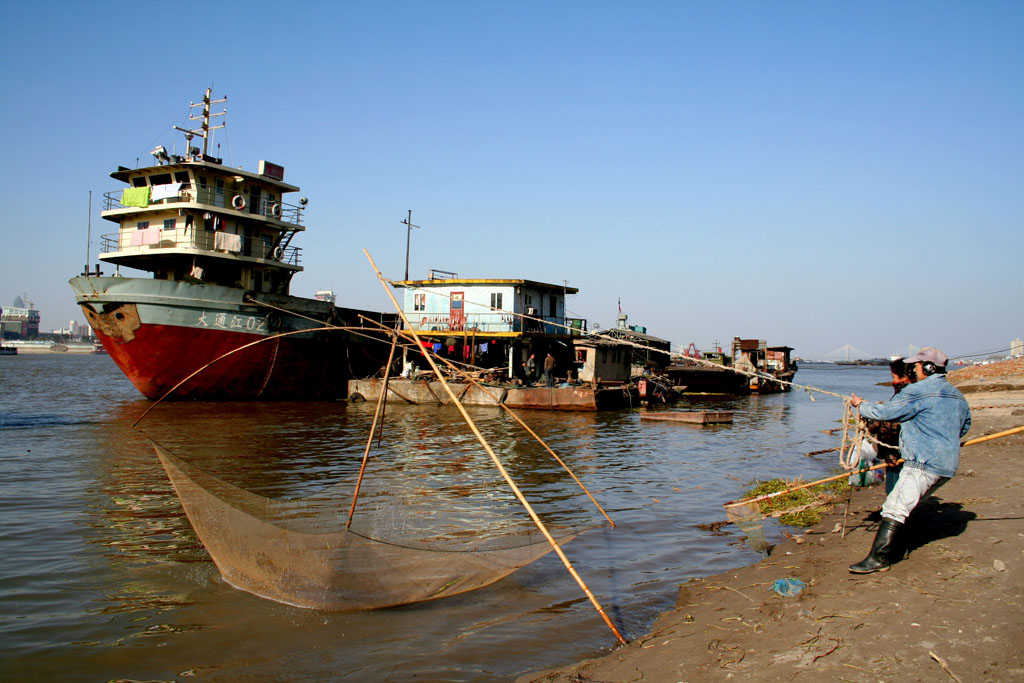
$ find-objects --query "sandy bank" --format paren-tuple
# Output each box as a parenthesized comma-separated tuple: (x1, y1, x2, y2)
(523, 360, 1024, 682)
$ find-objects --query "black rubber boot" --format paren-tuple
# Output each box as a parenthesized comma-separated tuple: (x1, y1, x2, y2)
(849, 519, 902, 574)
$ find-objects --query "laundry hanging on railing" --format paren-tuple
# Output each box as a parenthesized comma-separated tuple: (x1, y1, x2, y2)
(121, 186, 150, 207)
(150, 182, 182, 201)
(129, 227, 161, 246)
(215, 232, 242, 253)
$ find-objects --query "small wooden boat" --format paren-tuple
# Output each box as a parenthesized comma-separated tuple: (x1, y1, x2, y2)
(639, 410, 734, 425)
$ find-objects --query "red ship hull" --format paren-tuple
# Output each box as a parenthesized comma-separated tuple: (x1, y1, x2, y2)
(95, 322, 347, 400)
(71, 277, 390, 401)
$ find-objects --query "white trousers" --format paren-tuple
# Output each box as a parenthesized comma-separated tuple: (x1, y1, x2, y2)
(881, 467, 949, 524)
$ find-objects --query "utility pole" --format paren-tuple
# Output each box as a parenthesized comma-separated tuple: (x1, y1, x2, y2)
(401, 210, 420, 280)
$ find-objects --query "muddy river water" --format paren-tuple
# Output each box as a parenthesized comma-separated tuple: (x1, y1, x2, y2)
(0, 354, 892, 680)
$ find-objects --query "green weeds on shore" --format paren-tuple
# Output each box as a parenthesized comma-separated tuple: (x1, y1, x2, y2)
(745, 476, 849, 527)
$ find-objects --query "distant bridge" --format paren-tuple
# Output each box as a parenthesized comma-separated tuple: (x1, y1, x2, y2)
(822, 344, 919, 361)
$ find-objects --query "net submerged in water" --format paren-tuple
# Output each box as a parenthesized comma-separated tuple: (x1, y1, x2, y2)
(152, 441, 590, 611)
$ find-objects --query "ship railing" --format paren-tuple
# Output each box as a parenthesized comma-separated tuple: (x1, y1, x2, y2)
(103, 189, 305, 226)
(99, 231, 301, 266)
(404, 313, 582, 335)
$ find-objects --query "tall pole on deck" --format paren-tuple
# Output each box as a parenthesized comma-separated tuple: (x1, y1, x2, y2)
(84, 191, 92, 275)
(401, 210, 420, 281)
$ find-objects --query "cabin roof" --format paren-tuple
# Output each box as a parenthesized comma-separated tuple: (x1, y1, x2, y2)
(110, 160, 301, 193)
(602, 327, 671, 345)
(393, 278, 579, 294)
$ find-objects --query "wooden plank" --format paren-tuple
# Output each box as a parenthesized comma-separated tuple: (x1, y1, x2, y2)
(640, 411, 734, 424)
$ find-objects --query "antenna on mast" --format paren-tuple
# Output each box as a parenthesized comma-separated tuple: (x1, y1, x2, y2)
(173, 86, 227, 158)
(83, 191, 92, 276)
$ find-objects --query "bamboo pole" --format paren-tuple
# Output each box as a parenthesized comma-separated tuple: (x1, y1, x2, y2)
(347, 333, 398, 530)
(358, 315, 616, 528)
(962, 425, 1024, 446)
(363, 249, 628, 646)
(728, 423, 1022, 514)
(723, 459, 904, 510)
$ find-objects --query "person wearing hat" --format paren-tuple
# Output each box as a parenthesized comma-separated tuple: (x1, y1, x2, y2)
(847, 347, 971, 574)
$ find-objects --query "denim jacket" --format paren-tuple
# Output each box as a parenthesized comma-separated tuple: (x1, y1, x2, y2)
(858, 374, 971, 478)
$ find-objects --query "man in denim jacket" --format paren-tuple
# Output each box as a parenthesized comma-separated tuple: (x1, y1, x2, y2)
(847, 347, 971, 574)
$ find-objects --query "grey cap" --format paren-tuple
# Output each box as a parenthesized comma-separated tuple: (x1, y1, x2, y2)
(904, 347, 948, 367)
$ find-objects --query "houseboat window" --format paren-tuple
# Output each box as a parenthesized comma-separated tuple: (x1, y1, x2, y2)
(131, 176, 148, 188)
(525, 294, 533, 306)
(150, 173, 172, 186)
(136, 221, 149, 230)
(490, 292, 502, 310)
(174, 171, 191, 186)
(163, 218, 176, 231)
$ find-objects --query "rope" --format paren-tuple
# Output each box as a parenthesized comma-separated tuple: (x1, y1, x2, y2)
(387, 279, 854, 402)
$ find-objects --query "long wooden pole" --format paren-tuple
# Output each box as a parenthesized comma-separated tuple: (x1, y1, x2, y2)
(723, 460, 904, 510)
(347, 333, 398, 530)
(727, 423, 1024, 512)
(962, 425, 1024, 446)
(358, 315, 616, 528)
(363, 249, 628, 646)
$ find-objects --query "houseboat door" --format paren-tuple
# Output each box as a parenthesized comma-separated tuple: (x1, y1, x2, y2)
(450, 292, 464, 330)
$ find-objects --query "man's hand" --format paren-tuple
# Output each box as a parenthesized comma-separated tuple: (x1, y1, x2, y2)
(850, 394, 863, 407)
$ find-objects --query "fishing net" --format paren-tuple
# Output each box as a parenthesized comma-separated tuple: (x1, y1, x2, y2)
(723, 499, 771, 554)
(151, 440, 592, 611)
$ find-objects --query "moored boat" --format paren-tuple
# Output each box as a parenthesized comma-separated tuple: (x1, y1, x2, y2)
(70, 88, 391, 400)
(639, 411, 734, 425)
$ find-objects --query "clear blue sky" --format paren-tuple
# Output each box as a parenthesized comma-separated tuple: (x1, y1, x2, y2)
(2, 1, 1021, 359)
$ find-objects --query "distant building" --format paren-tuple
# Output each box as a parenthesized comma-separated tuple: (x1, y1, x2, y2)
(53, 320, 93, 338)
(1012, 338, 1023, 357)
(1, 295, 41, 340)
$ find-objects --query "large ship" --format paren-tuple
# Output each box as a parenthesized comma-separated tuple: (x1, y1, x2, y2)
(70, 89, 392, 400)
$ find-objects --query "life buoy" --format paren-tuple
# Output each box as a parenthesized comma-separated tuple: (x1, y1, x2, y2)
(232, 195, 246, 210)
(272, 246, 285, 261)
(270, 202, 281, 217)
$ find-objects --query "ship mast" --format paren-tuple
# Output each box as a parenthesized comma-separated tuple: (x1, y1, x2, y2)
(173, 87, 227, 158)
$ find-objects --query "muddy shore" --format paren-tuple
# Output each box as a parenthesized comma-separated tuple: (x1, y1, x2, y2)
(524, 359, 1024, 682)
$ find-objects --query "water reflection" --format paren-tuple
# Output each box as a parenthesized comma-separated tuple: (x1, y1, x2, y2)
(0, 357, 896, 680)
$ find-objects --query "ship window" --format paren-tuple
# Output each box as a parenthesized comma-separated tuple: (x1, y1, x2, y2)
(490, 292, 502, 310)
(174, 171, 191, 186)
(149, 173, 172, 186)
(136, 221, 149, 230)
(131, 176, 148, 188)
(163, 218, 176, 231)
(549, 297, 556, 317)
(413, 293, 426, 311)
